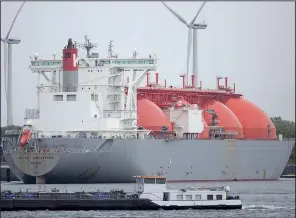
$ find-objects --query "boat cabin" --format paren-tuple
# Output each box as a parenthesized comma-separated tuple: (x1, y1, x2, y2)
(133, 175, 167, 194)
(164, 186, 232, 202)
(133, 175, 236, 202)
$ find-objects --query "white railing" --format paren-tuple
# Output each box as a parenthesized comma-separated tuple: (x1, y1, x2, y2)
(37, 85, 77, 93)
(37, 84, 126, 93)
(4, 130, 21, 136)
(102, 110, 136, 119)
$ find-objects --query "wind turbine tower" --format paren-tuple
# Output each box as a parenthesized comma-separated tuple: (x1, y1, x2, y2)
(192, 22, 207, 88)
(162, 1, 207, 87)
(7, 38, 21, 126)
(1, 1, 26, 126)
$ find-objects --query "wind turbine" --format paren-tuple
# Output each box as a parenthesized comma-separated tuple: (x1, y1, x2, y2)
(1, 1, 26, 126)
(162, 1, 207, 87)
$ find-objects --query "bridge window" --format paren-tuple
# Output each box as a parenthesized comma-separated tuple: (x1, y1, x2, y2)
(195, 194, 201, 200)
(216, 195, 222, 200)
(156, 178, 166, 184)
(186, 195, 192, 200)
(144, 178, 155, 184)
(176, 194, 183, 200)
(207, 194, 213, 200)
(53, 95, 63, 101)
(67, 94, 76, 101)
(111, 60, 154, 65)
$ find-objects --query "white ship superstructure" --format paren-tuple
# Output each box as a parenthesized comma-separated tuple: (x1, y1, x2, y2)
(26, 38, 156, 135)
(2, 36, 294, 184)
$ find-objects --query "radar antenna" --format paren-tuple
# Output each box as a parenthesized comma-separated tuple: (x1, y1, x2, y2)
(75, 35, 98, 58)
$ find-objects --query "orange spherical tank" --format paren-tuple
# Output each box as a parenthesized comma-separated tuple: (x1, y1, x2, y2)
(225, 98, 276, 139)
(203, 101, 244, 139)
(137, 98, 173, 131)
(199, 118, 210, 139)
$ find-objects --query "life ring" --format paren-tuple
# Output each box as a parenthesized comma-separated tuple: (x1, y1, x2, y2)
(124, 87, 128, 94)
(19, 129, 32, 147)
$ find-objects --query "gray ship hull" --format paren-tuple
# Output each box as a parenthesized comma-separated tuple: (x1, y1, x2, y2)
(3, 138, 294, 184)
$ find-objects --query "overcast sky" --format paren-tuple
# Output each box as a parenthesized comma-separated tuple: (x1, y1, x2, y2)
(1, 1, 295, 126)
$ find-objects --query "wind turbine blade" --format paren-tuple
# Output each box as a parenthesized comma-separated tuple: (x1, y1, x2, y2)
(190, 1, 206, 25)
(162, 1, 188, 26)
(186, 28, 192, 85)
(5, 1, 26, 40)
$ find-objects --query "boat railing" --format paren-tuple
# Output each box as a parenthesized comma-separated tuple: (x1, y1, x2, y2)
(138, 86, 236, 94)
(1, 190, 138, 200)
(102, 110, 136, 119)
(282, 138, 295, 141)
(4, 130, 22, 136)
(186, 187, 225, 192)
(37, 84, 126, 93)
(36, 129, 145, 138)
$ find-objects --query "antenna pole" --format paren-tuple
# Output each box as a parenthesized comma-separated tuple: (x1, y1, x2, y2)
(133, 50, 138, 58)
(108, 40, 114, 57)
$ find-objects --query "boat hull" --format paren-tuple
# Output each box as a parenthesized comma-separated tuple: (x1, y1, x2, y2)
(3, 138, 294, 184)
(0, 198, 242, 211)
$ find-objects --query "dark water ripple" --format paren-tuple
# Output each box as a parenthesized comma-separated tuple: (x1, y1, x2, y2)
(1, 179, 295, 218)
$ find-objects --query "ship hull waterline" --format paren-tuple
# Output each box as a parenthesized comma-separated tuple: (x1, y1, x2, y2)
(3, 138, 294, 184)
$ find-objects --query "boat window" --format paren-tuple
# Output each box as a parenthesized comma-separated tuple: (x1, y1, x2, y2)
(53, 95, 63, 101)
(67, 94, 76, 101)
(144, 178, 155, 184)
(216, 194, 223, 200)
(156, 178, 166, 184)
(185, 195, 192, 200)
(207, 195, 214, 200)
(195, 194, 201, 200)
(91, 94, 94, 101)
(163, 192, 169, 201)
(176, 194, 183, 200)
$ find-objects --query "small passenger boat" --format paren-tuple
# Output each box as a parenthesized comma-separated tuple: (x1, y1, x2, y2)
(0, 175, 242, 210)
(134, 175, 242, 210)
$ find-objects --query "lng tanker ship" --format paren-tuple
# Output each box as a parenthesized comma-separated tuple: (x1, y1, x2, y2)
(2, 37, 294, 184)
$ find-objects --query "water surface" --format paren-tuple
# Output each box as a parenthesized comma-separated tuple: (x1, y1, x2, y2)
(1, 178, 295, 218)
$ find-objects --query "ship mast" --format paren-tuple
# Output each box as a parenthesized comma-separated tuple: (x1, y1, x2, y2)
(107, 40, 118, 58)
(108, 40, 113, 57)
(75, 35, 98, 58)
(132, 48, 139, 59)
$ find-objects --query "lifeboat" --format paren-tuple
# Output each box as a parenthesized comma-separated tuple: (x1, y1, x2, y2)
(19, 129, 32, 147)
